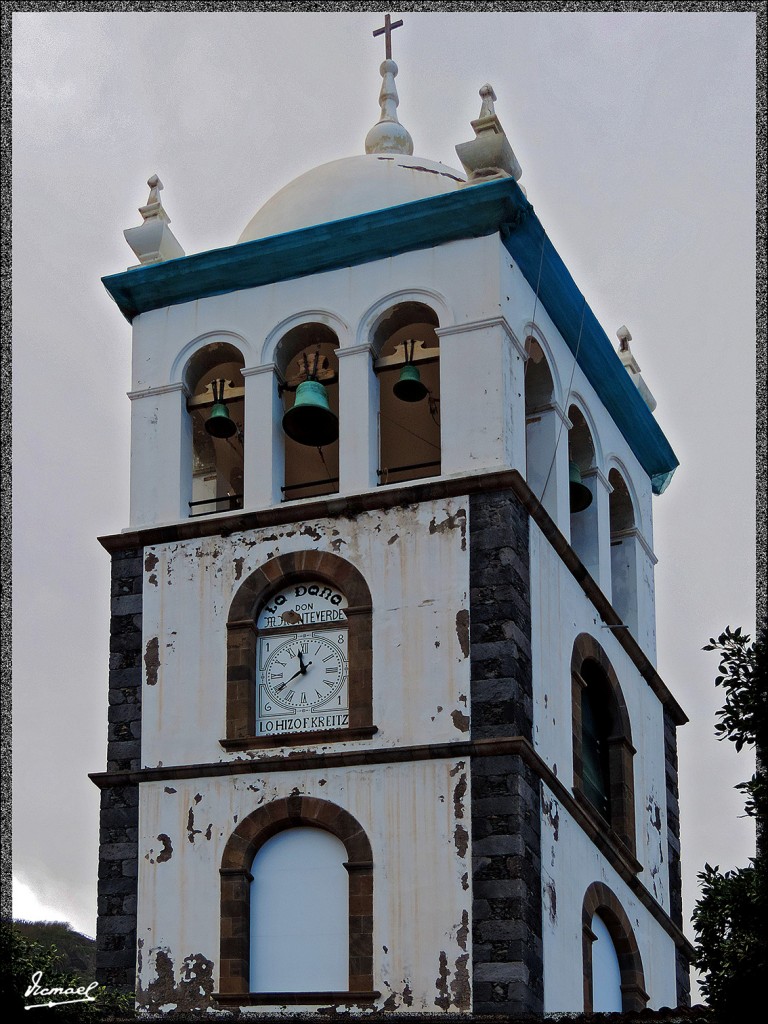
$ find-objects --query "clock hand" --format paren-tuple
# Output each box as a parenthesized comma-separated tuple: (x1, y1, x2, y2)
(277, 657, 313, 688)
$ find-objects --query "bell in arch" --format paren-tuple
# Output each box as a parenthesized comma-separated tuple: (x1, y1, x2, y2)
(393, 339, 428, 403)
(205, 379, 237, 439)
(569, 461, 593, 513)
(282, 350, 339, 447)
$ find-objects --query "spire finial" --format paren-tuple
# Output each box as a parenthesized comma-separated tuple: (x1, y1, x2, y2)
(123, 172, 185, 268)
(455, 84, 522, 185)
(373, 13, 403, 60)
(365, 16, 413, 155)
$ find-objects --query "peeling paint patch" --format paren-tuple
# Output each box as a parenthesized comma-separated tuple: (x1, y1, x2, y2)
(156, 834, 173, 863)
(542, 793, 560, 841)
(429, 508, 467, 551)
(388, 534, 399, 545)
(383, 991, 398, 1011)
(402, 981, 413, 1006)
(434, 951, 451, 1011)
(455, 609, 470, 658)
(186, 808, 202, 844)
(144, 552, 159, 574)
(647, 797, 662, 832)
(204, 824, 212, 841)
(461, 872, 468, 891)
(456, 909, 469, 951)
(164, 787, 176, 794)
(194, 794, 202, 805)
(234, 557, 244, 580)
(453, 824, 469, 858)
(301, 524, 322, 541)
(544, 878, 557, 924)
(144, 637, 160, 686)
(453, 772, 468, 819)
(451, 952, 471, 1010)
(451, 709, 470, 733)
(137, 947, 216, 1013)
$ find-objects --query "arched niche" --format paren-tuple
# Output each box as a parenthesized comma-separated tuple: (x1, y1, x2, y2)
(184, 342, 245, 517)
(524, 336, 562, 521)
(372, 301, 441, 486)
(608, 467, 639, 632)
(582, 882, 648, 1012)
(218, 796, 376, 1002)
(568, 404, 600, 578)
(571, 634, 637, 857)
(275, 323, 340, 501)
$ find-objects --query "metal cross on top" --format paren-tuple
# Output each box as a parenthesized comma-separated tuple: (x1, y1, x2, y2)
(373, 13, 404, 60)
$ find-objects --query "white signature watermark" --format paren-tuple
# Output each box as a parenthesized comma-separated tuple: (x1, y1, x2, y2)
(24, 970, 99, 1010)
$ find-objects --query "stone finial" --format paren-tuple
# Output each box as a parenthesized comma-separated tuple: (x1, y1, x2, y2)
(455, 84, 522, 186)
(365, 59, 414, 155)
(616, 325, 657, 412)
(478, 83, 497, 118)
(123, 173, 185, 269)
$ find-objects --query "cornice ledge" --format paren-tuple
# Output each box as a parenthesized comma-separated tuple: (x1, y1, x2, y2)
(436, 316, 526, 359)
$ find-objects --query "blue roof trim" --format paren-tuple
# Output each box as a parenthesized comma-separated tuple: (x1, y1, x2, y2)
(102, 177, 676, 492)
(101, 180, 524, 323)
(499, 207, 678, 494)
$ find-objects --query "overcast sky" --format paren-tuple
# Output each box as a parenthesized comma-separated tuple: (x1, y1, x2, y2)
(10, 7, 758, 1003)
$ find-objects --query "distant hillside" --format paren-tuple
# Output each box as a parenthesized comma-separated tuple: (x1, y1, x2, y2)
(13, 920, 96, 976)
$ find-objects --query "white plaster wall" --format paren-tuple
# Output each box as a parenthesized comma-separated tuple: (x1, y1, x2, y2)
(529, 521, 669, 897)
(540, 789, 678, 1013)
(140, 497, 471, 768)
(136, 758, 472, 1014)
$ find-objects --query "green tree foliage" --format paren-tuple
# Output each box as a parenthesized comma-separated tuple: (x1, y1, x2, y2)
(692, 625, 768, 1016)
(0, 920, 135, 1020)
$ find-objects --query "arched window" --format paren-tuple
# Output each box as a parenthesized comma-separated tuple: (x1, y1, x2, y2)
(222, 551, 374, 750)
(250, 828, 348, 992)
(571, 635, 637, 857)
(609, 468, 638, 633)
(582, 882, 648, 1012)
(372, 302, 441, 485)
(275, 323, 340, 501)
(525, 337, 561, 522)
(218, 797, 376, 1005)
(568, 405, 599, 579)
(185, 343, 245, 516)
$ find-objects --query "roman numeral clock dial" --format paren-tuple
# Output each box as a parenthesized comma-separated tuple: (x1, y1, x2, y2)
(256, 582, 349, 736)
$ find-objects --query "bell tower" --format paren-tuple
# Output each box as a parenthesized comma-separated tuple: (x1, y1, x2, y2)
(92, 21, 691, 1017)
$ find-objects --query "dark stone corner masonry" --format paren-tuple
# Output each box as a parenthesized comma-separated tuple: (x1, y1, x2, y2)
(469, 489, 543, 1017)
(664, 707, 691, 1008)
(96, 547, 143, 991)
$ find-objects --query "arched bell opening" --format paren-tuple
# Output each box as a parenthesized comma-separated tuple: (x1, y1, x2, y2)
(184, 343, 245, 517)
(276, 324, 340, 501)
(568, 405, 599, 577)
(609, 468, 639, 634)
(524, 338, 559, 520)
(373, 302, 441, 485)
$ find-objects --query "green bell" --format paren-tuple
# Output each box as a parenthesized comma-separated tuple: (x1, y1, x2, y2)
(282, 379, 339, 447)
(393, 362, 428, 403)
(569, 461, 593, 513)
(204, 380, 237, 438)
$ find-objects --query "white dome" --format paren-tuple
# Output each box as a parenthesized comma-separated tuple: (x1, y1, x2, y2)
(238, 153, 466, 243)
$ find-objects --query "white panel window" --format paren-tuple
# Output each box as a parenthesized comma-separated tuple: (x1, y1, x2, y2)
(250, 827, 348, 992)
(591, 912, 623, 1011)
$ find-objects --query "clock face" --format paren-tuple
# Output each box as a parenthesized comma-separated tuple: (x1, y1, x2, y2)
(256, 581, 350, 737)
